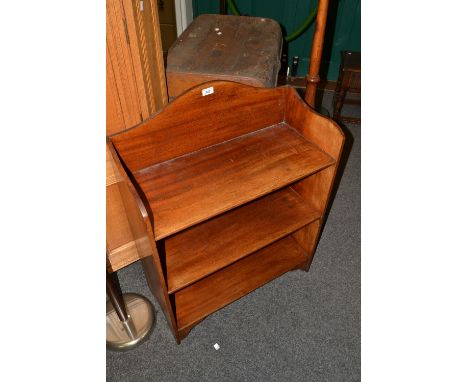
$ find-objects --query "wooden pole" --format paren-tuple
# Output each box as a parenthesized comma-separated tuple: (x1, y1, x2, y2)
(219, 0, 227, 15)
(304, 0, 330, 108)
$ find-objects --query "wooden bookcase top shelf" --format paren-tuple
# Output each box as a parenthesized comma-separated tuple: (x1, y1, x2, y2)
(135, 122, 334, 239)
(109, 81, 345, 343)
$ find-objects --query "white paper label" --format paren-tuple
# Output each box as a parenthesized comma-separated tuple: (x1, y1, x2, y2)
(202, 86, 214, 96)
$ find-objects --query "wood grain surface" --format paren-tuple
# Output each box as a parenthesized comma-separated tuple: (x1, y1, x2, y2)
(285, 89, 345, 269)
(111, 81, 286, 172)
(134, 123, 334, 239)
(174, 235, 307, 331)
(106, 0, 168, 272)
(108, 142, 180, 341)
(165, 187, 321, 293)
(106, 183, 137, 265)
(109, 81, 345, 343)
(106, 0, 143, 130)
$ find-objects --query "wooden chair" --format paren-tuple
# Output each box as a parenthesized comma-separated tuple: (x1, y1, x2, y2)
(333, 51, 361, 124)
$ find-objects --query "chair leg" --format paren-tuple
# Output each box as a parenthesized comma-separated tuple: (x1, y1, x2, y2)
(333, 82, 348, 121)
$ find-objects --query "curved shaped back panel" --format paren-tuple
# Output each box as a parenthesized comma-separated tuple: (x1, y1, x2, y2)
(111, 81, 287, 173)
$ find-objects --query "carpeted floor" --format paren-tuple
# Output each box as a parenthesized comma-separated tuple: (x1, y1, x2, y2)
(107, 89, 360, 381)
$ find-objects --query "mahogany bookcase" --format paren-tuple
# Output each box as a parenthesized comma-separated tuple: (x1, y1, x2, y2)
(109, 81, 344, 343)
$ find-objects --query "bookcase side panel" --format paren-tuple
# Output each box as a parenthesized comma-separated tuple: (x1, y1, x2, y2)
(285, 87, 345, 270)
(291, 166, 338, 269)
(284, 87, 344, 160)
(108, 142, 179, 340)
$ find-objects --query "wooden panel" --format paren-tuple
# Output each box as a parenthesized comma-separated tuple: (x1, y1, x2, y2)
(174, 235, 307, 331)
(165, 187, 321, 293)
(107, 140, 140, 272)
(106, 182, 135, 252)
(285, 89, 345, 269)
(106, 143, 123, 186)
(106, 181, 141, 272)
(291, 167, 338, 270)
(107, 240, 140, 272)
(111, 81, 286, 172)
(106, 0, 168, 275)
(166, 71, 264, 101)
(286, 88, 343, 211)
(143, 0, 169, 112)
(106, 0, 143, 131)
(285, 88, 344, 160)
(294, 166, 337, 213)
(121, 0, 150, 120)
(133, 123, 335, 239)
(106, 44, 126, 134)
(291, 219, 320, 255)
(124, 0, 168, 115)
(115, 180, 153, 261)
(106, 0, 167, 134)
(108, 142, 180, 340)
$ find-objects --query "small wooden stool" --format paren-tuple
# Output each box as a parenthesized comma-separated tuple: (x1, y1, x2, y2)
(333, 51, 361, 124)
(166, 14, 282, 99)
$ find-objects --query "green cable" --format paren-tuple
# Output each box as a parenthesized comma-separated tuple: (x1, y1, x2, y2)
(284, 4, 318, 42)
(226, 0, 318, 42)
(226, 0, 241, 16)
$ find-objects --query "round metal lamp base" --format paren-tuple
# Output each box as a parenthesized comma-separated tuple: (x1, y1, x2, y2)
(106, 293, 155, 351)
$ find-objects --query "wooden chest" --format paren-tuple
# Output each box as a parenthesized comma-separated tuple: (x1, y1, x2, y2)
(166, 14, 283, 98)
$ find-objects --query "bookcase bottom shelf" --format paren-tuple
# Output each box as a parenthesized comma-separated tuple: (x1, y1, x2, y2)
(174, 235, 307, 332)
